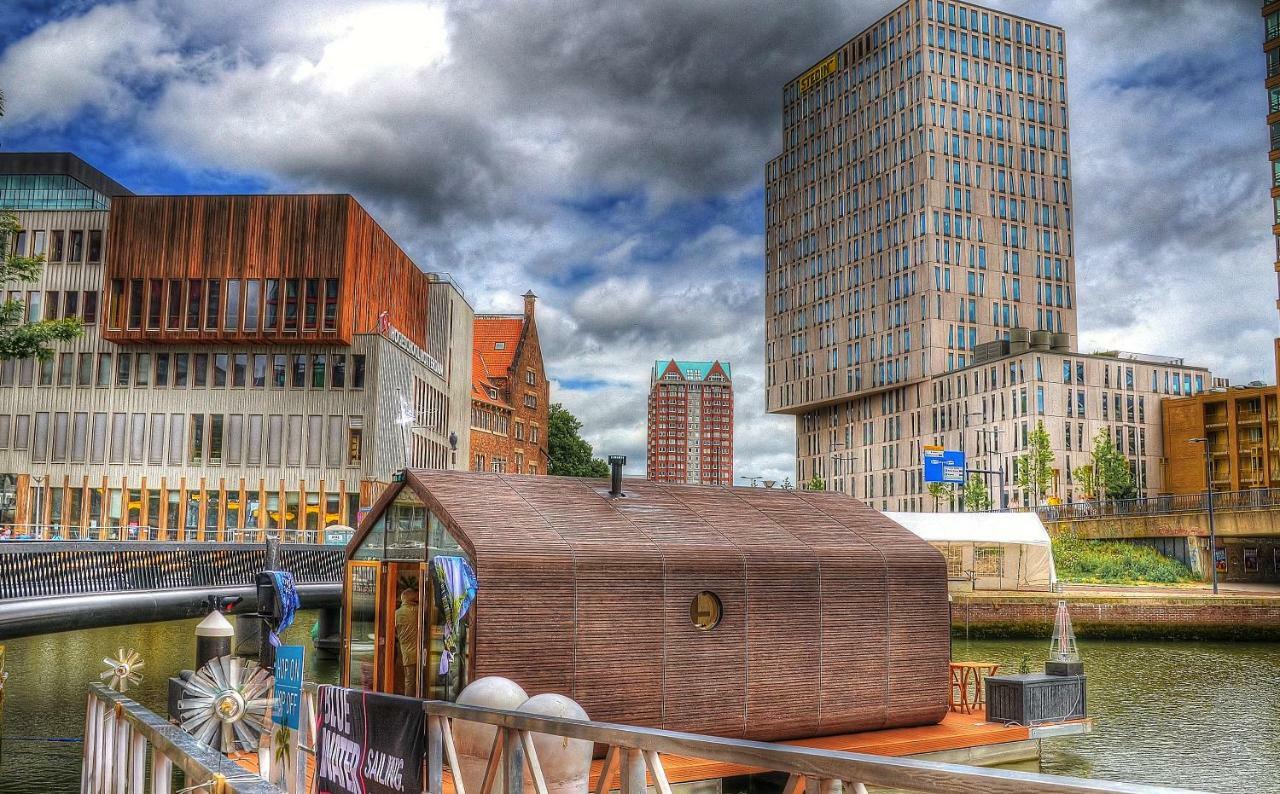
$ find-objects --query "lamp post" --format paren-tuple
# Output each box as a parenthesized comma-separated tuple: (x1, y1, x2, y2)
(965, 412, 1005, 510)
(1188, 437, 1218, 595)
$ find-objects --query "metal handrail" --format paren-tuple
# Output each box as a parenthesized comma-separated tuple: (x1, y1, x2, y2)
(0, 524, 327, 544)
(83, 683, 277, 793)
(414, 698, 1197, 794)
(1011, 487, 1280, 522)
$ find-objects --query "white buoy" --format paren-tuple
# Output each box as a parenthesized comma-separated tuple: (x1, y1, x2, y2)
(453, 677, 529, 794)
(194, 610, 234, 668)
(516, 694, 592, 794)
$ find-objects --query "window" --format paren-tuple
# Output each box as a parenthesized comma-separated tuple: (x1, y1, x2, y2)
(332, 354, 346, 388)
(524, 394, 538, 409)
(292, 354, 306, 388)
(96, 353, 112, 387)
(273, 354, 287, 387)
(264, 279, 280, 331)
(209, 414, 224, 464)
(244, 280, 261, 331)
(83, 291, 98, 324)
(352, 355, 366, 389)
(347, 426, 363, 464)
(173, 353, 189, 388)
(115, 353, 131, 387)
(46, 291, 60, 321)
(38, 357, 54, 386)
(146, 280, 162, 330)
(942, 545, 964, 577)
(312, 354, 326, 388)
(284, 279, 299, 331)
(205, 279, 221, 330)
(304, 278, 320, 330)
(689, 591, 722, 631)
(525, 369, 536, 386)
(68, 230, 83, 262)
(49, 230, 64, 262)
(193, 353, 208, 388)
(167, 280, 182, 329)
(77, 353, 93, 387)
(126, 280, 144, 329)
(186, 280, 203, 330)
(57, 353, 74, 386)
(87, 230, 102, 262)
(135, 353, 150, 386)
(155, 353, 169, 387)
(252, 354, 267, 388)
(107, 280, 125, 329)
(63, 290, 79, 319)
(189, 414, 205, 463)
(323, 279, 339, 331)
(212, 354, 228, 388)
(974, 546, 1003, 575)
(233, 353, 248, 387)
(225, 279, 241, 330)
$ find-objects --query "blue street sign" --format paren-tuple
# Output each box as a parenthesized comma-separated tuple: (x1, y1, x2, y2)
(923, 448, 967, 484)
(272, 645, 305, 730)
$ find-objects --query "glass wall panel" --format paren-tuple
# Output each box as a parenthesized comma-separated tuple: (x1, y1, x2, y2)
(345, 563, 380, 689)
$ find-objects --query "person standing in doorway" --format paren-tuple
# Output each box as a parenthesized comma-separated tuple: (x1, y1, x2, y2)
(395, 588, 420, 696)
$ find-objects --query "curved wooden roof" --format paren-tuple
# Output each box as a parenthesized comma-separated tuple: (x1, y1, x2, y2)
(364, 470, 950, 739)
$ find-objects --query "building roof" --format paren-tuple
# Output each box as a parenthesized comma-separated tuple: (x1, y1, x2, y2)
(471, 349, 509, 409)
(475, 316, 524, 373)
(652, 359, 732, 381)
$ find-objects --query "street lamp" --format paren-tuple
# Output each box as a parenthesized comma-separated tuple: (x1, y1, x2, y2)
(1188, 437, 1218, 595)
(964, 412, 1005, 510)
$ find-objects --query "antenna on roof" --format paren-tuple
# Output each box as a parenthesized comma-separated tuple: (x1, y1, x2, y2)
(608, 455, 627, 498)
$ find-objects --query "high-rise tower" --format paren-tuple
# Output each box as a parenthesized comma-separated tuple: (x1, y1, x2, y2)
(647, 360, 734, 486)
(766, 1, 1077, 508)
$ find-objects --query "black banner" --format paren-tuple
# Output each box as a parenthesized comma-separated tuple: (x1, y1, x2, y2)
(315, 685, 425, 794)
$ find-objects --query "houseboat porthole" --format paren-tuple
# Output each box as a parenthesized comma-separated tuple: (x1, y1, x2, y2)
(689, 591, 722, 630)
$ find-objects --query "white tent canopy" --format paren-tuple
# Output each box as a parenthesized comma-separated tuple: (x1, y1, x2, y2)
(883, 511, 1057, 590)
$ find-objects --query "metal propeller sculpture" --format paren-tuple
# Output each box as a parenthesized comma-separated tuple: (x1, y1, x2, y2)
(178, 655, 273, 753)
(100, 648, 145, 693)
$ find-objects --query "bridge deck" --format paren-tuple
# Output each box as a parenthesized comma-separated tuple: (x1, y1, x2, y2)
(233, 708, 1078, 791)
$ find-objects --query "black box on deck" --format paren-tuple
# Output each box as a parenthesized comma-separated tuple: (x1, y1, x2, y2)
(1045, 659, 1085, 676)
(985, 673, 1086, 725)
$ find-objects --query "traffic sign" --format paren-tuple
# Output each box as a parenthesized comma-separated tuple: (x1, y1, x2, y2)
(923, 448, 966, 484)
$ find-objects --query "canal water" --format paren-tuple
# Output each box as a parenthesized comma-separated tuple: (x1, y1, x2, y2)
(0, 620, 1275, 793)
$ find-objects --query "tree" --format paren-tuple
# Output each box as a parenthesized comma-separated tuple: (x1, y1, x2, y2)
(1071, 462, 1098, 501)
(547, 403, 609, 477)
(1, 211, 82, 360)
(806, 475, 826, 491)
(1015, 420, 1055, 506)
(1089, 428, 1135, 500)
(963, 473, 992, 511)
(927, 481, 953, 511)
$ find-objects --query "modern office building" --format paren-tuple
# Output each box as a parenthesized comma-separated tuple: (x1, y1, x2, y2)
(646, 360, 734, 485)
(764, 1, 1212, 509)
(0, 153, 474, 538)
(469, 291, 550, 475)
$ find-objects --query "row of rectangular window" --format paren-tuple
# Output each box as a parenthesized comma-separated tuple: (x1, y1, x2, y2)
(0, 411, 363, 468)
(0, 351, 366, 390)
(10, 228, 103, 263)
(5, 290, 99, 324)
(107, 278, 339, 334)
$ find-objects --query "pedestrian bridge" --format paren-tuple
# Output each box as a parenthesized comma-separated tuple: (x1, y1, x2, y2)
(0, 541, 344, 639)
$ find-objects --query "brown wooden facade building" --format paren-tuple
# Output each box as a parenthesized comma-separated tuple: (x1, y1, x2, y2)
(343, 469, 951, 740)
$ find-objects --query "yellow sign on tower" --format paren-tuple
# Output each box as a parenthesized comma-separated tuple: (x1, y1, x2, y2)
(797, 54, 838, 95)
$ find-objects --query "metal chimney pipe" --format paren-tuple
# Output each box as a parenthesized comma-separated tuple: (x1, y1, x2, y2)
(608, 455, 627, 497)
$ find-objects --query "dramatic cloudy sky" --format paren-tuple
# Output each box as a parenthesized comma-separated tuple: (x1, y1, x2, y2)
(0, 0, 1271, 483)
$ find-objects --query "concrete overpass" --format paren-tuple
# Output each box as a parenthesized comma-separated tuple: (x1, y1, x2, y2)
(0, 541, 344, 639)
(1032, 488, 1280, 582)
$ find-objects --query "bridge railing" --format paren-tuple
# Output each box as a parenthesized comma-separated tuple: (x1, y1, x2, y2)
(0, 524, 331, 544)
(279, 687, 1196, 794)
(83, 683, 276, 794)
(0, 541, 343, 600)
(1019, 487, 1280, 522)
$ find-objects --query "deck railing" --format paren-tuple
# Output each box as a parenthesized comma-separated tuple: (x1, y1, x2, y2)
(1, 524, 332, 544)
(82, 683, 278, 794)
(1014, 487, 1280, 522)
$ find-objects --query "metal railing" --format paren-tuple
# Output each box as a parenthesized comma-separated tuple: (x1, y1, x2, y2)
(83, 683, 277, 794)
(1024, 487, 1280, 522)
(0, 542, 342, 600)
(0, 524, 332, 544)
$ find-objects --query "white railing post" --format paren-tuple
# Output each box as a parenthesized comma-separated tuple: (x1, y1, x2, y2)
(619, 748, 645, 794)
(82, 694, 98, 794)
(151, 751, 172, 794)
(129, 730, 146, 794)
(114, 717, 129, 794)
(427, 715, 444, 794)
(502, 727, 525, 794)
(99, 703, 115, 793)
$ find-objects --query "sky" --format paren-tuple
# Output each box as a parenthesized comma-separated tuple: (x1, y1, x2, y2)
(0, 0, 1273, 484)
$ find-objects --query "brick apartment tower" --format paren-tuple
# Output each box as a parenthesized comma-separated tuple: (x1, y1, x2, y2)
(646, 360, 734, 485)
(469, 292, 550, 475)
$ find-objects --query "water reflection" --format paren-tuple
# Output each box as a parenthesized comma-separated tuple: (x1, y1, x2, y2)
(952, 638, 1280, 793)
(0, 610, 336, 793)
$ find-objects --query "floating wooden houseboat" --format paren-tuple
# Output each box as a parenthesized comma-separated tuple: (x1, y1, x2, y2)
(342, 469, 952, 741)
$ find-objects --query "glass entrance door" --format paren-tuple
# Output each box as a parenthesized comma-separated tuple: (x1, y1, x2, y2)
(342, 560, 380, 689)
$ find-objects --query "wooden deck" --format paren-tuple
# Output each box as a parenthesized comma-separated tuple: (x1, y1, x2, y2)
(234, 708, 1046, 791)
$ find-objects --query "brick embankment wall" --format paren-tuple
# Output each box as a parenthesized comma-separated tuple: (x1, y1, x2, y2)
(950, 593, 1280, 641)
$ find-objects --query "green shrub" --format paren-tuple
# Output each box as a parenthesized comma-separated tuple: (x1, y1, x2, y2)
(1052, 536, 1197, 585)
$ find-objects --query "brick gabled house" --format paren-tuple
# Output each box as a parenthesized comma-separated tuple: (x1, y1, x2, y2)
(469, 291, 550, 474)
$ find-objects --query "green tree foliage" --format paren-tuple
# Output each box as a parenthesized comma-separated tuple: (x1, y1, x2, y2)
(1014, 420, 1055, 505)
(927, 481, 953, 511)
(963, 473, 992, 511)
(1073, 429, 1134, 501)
(806, 475, 825, 491)
(547, 403, 609, 477)
(1, 211, 82, 360)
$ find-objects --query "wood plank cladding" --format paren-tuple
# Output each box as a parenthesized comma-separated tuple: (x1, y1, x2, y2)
(102, 194, 436, 349)
(360, 471, 951, 741)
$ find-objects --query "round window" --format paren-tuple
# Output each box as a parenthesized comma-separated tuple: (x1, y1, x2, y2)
(689, 591, 722, 631)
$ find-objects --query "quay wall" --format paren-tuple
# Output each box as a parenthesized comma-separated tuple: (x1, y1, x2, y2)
(950, 593, 1280, 641)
